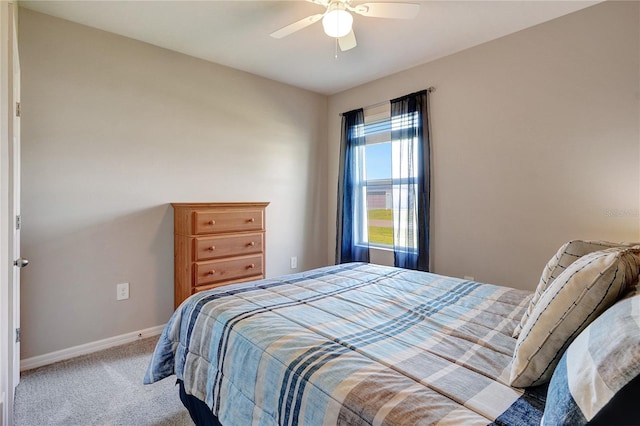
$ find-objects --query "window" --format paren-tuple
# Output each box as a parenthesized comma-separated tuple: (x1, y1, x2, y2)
(337, 89, 430, 270)
(353, 106, 420, 250)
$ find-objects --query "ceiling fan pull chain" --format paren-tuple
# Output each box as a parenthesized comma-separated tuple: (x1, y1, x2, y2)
(335, 37, 339, 59)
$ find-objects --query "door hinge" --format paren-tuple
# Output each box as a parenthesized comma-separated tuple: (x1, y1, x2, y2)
(15, 328, 20, 343)
(15, 101, 20, 117)
(16, 215, 20, 230)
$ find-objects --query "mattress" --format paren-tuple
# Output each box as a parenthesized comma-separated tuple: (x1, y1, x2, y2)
(145, 262, 545, 425)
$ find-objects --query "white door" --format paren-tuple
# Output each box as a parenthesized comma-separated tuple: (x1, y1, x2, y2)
(1, 3, 22, 424)
(10, 5, 22, 387)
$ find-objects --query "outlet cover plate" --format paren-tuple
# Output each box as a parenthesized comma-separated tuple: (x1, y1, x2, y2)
(117, 282, 129, 300)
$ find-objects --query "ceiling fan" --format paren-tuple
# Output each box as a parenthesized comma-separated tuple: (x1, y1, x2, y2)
(270, 0, 420, 52)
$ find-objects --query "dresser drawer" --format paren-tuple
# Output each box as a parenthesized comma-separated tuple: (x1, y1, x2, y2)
(195, 254, 263, 286)
(194, 209, 264, 235)
(195, 233, 263, 261)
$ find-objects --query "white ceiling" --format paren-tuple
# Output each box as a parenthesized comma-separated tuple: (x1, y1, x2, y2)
(19, 0, 600, 95)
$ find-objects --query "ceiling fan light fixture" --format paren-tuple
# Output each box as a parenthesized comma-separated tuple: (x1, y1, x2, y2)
(322, 8, 353, 38)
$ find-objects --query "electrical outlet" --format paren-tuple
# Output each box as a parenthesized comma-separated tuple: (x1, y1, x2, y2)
(290, 256, 298, 269)
(463, 275, 475, 281)
(116, 282, 129, 300)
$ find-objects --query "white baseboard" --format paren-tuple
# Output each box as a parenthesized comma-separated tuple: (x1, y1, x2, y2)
(20, 324, 165, 372)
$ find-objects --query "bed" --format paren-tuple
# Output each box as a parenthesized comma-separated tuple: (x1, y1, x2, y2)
(145, 249, 640, 426)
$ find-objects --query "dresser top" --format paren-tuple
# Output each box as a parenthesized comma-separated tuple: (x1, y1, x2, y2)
(171, 202, 269, 208)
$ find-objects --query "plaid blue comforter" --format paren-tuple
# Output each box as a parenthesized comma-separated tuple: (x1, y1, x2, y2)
(145, 263, 543, 425)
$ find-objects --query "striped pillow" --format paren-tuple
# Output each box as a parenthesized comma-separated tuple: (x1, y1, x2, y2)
(512, 240, 636, 338)
(509, 246, 640, 388)
(541, 292, 640, 425)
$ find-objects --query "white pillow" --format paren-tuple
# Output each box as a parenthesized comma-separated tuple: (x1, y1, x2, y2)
(512, 240, 637, 338)
(509, 246, 640, 388)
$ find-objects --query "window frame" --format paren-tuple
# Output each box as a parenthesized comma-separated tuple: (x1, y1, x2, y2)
(353, 105, 420, 251)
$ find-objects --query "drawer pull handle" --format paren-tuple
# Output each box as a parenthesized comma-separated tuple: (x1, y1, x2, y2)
(207, 270, 215, 275)
(208, 220, 216, 225)
(248, 264, 255, 269)
(248, 218, 255, 223)
(247, 241, 255, 247)
(208, 246, 216, 251)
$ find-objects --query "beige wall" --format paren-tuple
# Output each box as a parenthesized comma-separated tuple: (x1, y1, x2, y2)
(18, 1, 640, 359)
(327, 1, 640, 290)
(18, 9, 328, 358)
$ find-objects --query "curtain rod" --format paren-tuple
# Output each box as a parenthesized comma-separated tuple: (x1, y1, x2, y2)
(339, 86, 435, 116)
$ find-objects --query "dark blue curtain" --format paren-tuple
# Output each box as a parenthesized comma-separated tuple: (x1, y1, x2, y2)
(390, 90, 431, 271)
(336, 108, 369, 264)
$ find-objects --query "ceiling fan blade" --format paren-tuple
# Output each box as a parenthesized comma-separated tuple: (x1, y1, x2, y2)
(352, 3, 419, 19)
(305, 0, 329, 6)
(270, 13, 324, 39)
(339, 30, 357, 51)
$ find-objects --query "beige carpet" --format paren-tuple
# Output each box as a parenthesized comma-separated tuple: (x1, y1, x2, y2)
(14, 336, 193, 426)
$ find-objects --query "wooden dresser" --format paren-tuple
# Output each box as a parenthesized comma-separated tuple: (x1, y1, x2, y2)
(171, 202, 269, 309)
